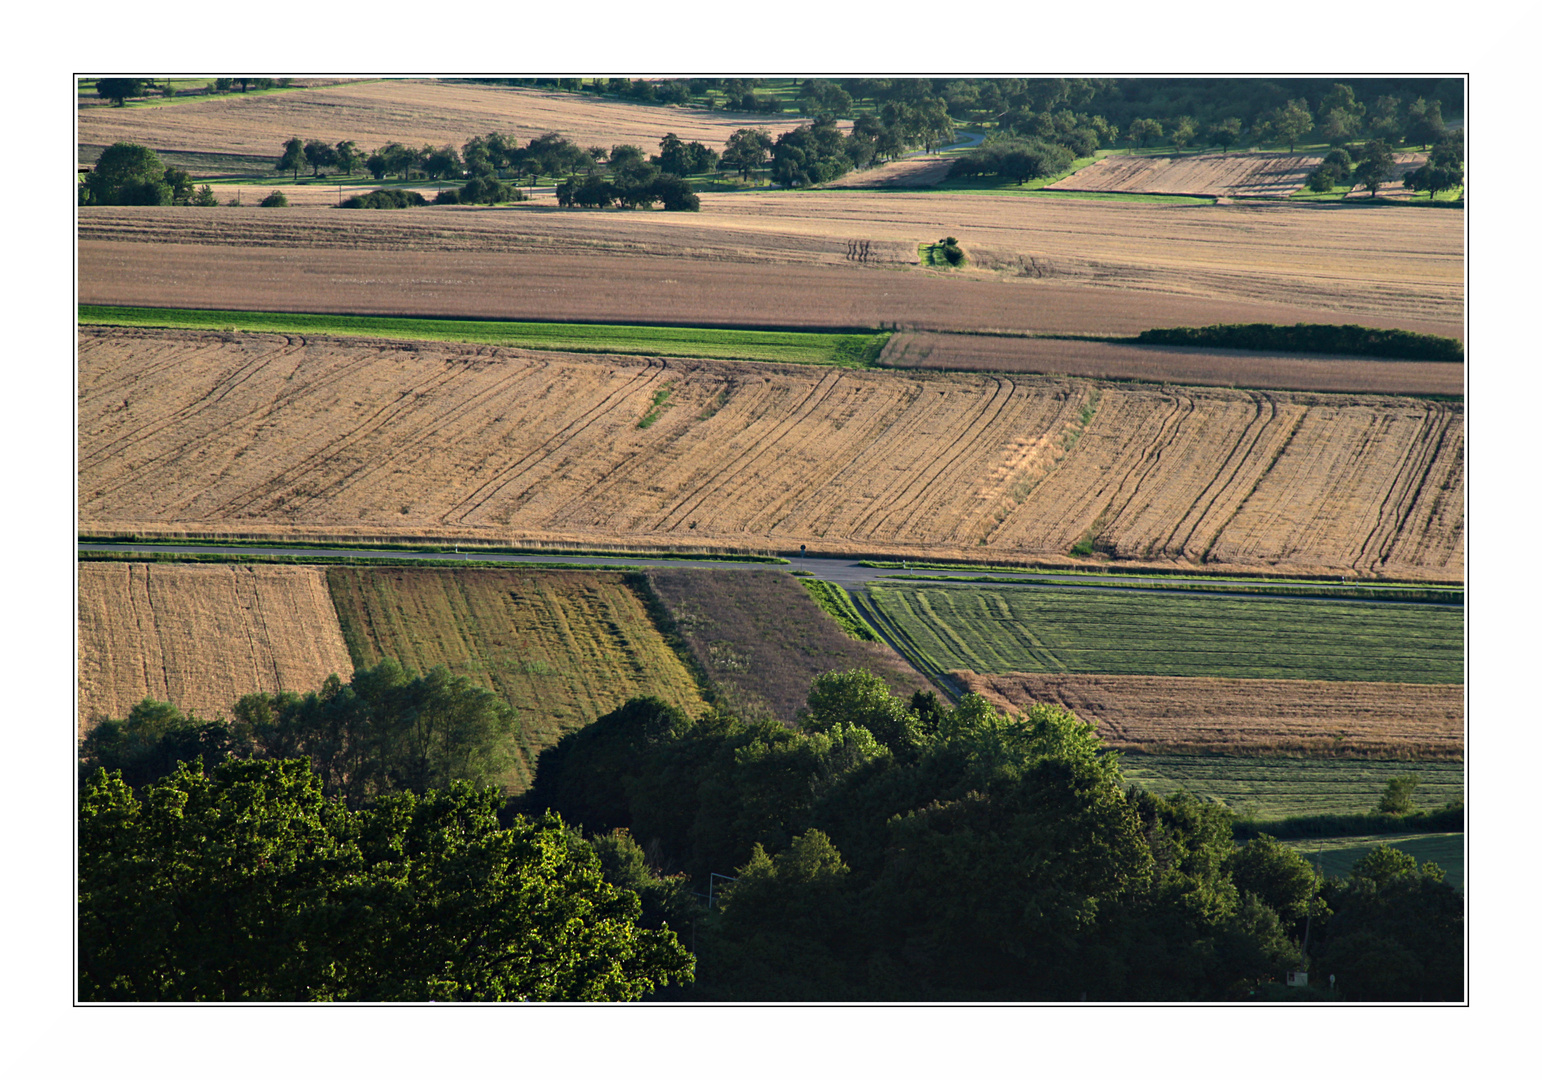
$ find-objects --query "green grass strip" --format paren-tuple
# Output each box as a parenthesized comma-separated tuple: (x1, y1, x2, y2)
(857, 559, 1461, 591)
(79, 305, 890, 368)
(865, 582, 1463, 684)
(877, 574, 1461, 606)
(800, 579, 880, 641)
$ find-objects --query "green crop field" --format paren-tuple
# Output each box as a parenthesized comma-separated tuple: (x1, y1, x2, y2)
(1283, 832, 1464, 891)
(325, 566, 707, 792)
(1118, 754, 1463, 821)
(78, 306, 889, 367)
(861, 583, 1462, 683)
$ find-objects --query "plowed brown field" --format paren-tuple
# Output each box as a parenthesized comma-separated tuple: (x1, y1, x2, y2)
(1047, 151, 1325, 197)
(879, 332, 1463, 396)
(77, 189, 1464, 333)
(78, 79, 812, 171)
(78, 327, 1464, 580)
(954, 671, 1464, 759)
(77, 563, 353, 735)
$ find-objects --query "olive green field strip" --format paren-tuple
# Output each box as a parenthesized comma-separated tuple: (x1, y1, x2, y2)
(862, 583, 1462, 684)
(1118, 754, 1463, 822)
(78, 327, 1463, 581)
(79, 306, 886, 367)
(325, 566, 708, 792)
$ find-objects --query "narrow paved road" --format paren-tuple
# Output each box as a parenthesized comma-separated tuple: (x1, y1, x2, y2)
(78, 543, 1458, 606)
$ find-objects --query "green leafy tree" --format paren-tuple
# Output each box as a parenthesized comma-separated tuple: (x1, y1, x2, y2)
(1351, 139, 1397, 198)
(1406, 98, 1447, 150)
(721, 128, 773, 181)
(1314, 846, 1462, 1001)
(333, 140, 359, 175)
(1209, 117, 1242, 153)
(1403, 139, 1463, 200)
(191, 184, 219, 207)
(1368, 95, 1404, 143)
(259, 190, 288, 207)
(1376, 775, 1420, 814)
(1263, 99, 1313, 153)
(276, 137, 304, 180)
(162, 166, 195, 204)
(95, 78, 144, 106)
(82, 142, 170, 205)
(78, 760, 694, 1001)
(303, 139, 337, 177)
(1169, 116, 1198, 154)
(1127, 117, 1163, 150)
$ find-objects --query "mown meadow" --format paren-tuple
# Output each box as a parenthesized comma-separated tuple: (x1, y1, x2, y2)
(860, 583, 1463, 684)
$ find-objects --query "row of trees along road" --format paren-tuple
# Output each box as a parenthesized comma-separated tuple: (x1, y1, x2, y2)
(79, 663, 1462, 1000)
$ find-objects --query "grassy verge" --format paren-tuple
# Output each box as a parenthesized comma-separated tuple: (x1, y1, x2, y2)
(857, 559, 1461, 592)
(799, 580, 880, 641)
(79, 305, 891, 368)
(862, 582, 1463, 683)
(1118, 753, 1463, 822)
(876, 574, 1461, 606)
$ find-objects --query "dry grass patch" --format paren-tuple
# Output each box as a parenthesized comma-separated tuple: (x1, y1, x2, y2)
(79, 79, 811, 172)
(326, 567, 708, 792)
(78, 327, 1463, 580)
(77, 562, 353, 736)
(644, 569, 931, 723)
(955, 671, 1463, 759)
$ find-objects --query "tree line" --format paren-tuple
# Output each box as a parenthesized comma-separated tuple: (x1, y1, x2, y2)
(80, 662, 1463, 1001)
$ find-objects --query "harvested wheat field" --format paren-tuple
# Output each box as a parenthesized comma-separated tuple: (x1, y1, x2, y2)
(955, 672, 1463, 759)
(878, 332, 1463, 396)
(77, 562, 353, 736)
(1046, 151, 1330, 197)
(79, 79, 812, 174)
(645, 569, 931, 724)
(78, 326, 1464, 580)
(326, 567, 707, 791)
(77, 186, 1463, 333)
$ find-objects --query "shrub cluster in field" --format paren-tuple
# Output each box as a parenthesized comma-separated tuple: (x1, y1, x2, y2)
(1135, 322, 1463, 362)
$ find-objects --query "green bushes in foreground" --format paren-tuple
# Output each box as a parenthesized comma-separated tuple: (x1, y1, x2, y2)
(1135, 323, 1463, 362)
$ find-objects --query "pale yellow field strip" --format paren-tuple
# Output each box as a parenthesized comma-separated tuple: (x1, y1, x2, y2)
(77, 562, 353, 735)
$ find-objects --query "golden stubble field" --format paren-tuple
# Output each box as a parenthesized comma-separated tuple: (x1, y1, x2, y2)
(77, 188, 1464, 334)
(79, 327, 1464, 581)
(78, 79, 811, 166)
(954, 671, 1464, 759)
(1047, 150, 1327, 197)
(77, 562, 353, 735)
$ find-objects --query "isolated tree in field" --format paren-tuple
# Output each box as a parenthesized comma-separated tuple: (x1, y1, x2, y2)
(1351, 139, 1397, 198)
(334, 140, 359, 175)
(1127, 117, 1162, 150)
(1169, 116, 1197, 155)
(82, 142, 170, 205)
(1209, 117, 1242, 153)
(276, 137, 304, 180)
(721, 128, 773, 181)
(1376, 775, 1420, 815)
(1403, 139, 1463, 200)
(303, 139, 336, 177)
(95, 78, 144, 106)
(1263, 100, 1313, 153)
